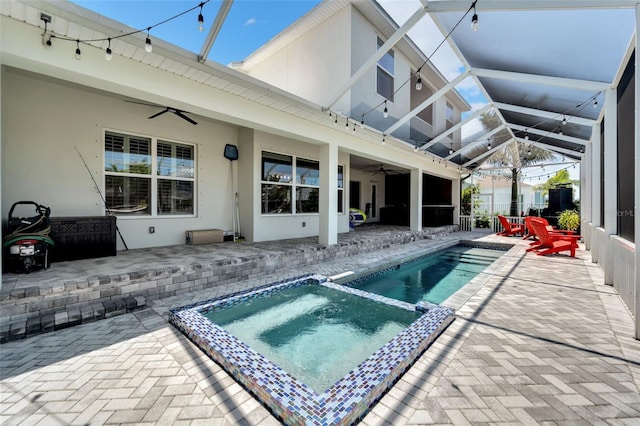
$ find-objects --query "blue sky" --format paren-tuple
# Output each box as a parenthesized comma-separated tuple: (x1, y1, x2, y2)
(73, 0, 322, 65)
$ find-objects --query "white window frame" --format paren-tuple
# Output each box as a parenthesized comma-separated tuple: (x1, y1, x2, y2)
(103, 129, 197, 218)
(261, 151, 321, 216)
(376, 36, 395, 102)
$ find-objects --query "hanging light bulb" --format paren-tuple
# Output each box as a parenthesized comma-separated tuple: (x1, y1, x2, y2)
(524, 131, 529, 141)
(562, 115, 567, 126)
(415, 70, 422, 91)
(487, 142, 491, 150)
(145, 28, 153, 53)
(334, 116, 338, 126)
(105, 38, 112, 61)
(559, 130, 563, 136)
(470, 5, 479, 31)
(345, 119, 349, 129)
(198, 3, 205, 32)
(383, 101, 388, 118)
(449, 148, 454, 155)
(414, 146, 418, 152)
(593, 99, 598, 109)
(360, 116, 364, 128)
(352, 123, 356, 133)
(527, 148, 531, 155)
(382, 135, 386, 145)
(75, 40, 81, 60)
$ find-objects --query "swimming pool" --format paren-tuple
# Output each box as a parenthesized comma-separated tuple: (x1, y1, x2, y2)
(344, 244, 504, 304)
(170, 274, 454, 425)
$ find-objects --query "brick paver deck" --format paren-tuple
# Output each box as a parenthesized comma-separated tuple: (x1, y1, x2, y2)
(1, 230, 639, 425)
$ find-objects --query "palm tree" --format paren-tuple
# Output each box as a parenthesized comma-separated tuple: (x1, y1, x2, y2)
(479, 111, 554, 216)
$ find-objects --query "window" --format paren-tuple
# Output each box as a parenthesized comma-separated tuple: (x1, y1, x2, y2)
(104, 131, 195, 216)
(446, 102, 455, 129)
(261, 151, 322, 214)
(376, 37, 394, 101)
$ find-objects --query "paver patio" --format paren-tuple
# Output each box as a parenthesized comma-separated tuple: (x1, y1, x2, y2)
(1, 230, 640, 425)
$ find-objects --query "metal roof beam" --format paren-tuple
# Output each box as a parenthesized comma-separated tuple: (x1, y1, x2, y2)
(198, 0, 234, 63)
(509, 123, 589, 146)
(472, 68, 611, 91)
(463, 139, 515, 167)
(493, 102, 596, 127)
(414, 101, 489, 149)
(386, 70, 471, 136)
(324, 5, 428, 109)
(422, 0, 638, 12)
(445, 124, 507, 160)
(515, 137, 585, 157)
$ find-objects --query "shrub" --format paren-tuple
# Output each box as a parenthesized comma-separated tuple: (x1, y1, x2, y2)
(558, 209, 580, 231)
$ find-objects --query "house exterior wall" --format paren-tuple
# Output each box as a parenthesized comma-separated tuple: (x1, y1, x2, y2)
(245, 130, 351, 242)
(240, 7, 353, 115)
(1, 68, 241, 250)
(0, 9, 462, 254)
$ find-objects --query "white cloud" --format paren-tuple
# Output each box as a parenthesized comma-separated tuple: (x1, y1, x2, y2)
(244, 17, 257, 26)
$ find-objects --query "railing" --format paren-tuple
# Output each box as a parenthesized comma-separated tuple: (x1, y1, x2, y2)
(459, 214, 525, 233)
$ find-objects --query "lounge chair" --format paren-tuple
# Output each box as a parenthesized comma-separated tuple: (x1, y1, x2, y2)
(526, 218, 580, 257)
(497, 215, 524, 237)
(523, 216, 576, 245)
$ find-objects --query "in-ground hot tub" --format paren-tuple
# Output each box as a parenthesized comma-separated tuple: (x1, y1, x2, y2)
(170, 274, 455, 425)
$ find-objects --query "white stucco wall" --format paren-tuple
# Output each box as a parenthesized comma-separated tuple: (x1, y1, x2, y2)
(244, 130, 350, 242)
(2, 68, 238, 250)
(241, 7, 353, 115)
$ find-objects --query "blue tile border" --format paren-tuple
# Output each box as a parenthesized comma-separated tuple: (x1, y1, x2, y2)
(169, 274, 455, 426)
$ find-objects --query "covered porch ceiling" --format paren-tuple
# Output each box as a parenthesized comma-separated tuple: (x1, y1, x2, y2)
(423, 0, 636, 169)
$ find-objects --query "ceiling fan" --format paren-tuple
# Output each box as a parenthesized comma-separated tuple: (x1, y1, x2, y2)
(369, 164, 403, 175)
(124, 100, 198, 125)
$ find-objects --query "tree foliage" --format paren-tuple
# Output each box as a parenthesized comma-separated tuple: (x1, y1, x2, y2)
(534, 169, 579, 197)
(478, 110, 554, 216)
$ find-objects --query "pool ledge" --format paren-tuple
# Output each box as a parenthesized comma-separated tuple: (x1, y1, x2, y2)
(169, 274, 455, 426)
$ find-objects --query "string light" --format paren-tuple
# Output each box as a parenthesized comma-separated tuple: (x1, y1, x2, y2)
(562, 115, 567, 126)
(382, 135, 386, 145)
(593, 99, 598, 109)
(45, 1, 211, 62)
(470, 1, 479, 31)
(383, 101, 388, 118)
(415, 68, 423, 91)
(198, 2, 205, 31)
(487, 141, 491, 150)
(105, 38, 112, 61)
(145, 28, 153, 53)
(334, 115, 338, 126)
(360, 116, 365, 128)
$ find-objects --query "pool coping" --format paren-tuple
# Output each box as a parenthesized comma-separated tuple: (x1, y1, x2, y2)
(169, 274, 455, 426)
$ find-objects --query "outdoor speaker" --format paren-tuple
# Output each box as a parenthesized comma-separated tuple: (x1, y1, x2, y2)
(224, 144, 239, 161)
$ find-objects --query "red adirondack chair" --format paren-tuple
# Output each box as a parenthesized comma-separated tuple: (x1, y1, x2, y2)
(526, 218, 580, 257)
(523, 216, 576, 246)
(497, 215, 524, 237)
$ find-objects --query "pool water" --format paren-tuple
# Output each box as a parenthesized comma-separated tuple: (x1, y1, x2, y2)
(350, 245, 503, 304)
(202, 284, 420, 393)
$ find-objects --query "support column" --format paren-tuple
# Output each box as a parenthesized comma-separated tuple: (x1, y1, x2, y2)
(319, 142, 338, 246)
(410, 168, 423, 232)
(603, 88, 617, 285)
(591, 123, 602, 228)
(452, 176, 461, 227)
(634, 2, 640, 340)
(581, 142, 592, 249)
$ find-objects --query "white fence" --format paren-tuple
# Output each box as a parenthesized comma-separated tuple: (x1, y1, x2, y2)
(459, 214, 525, 233)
